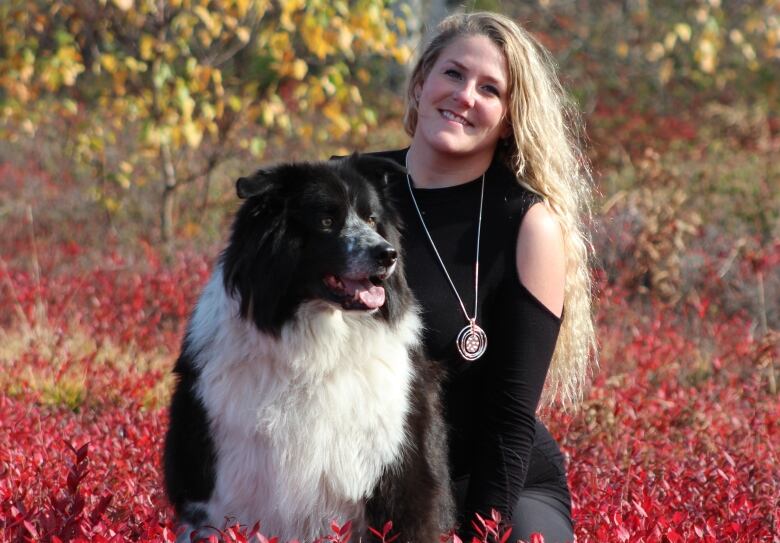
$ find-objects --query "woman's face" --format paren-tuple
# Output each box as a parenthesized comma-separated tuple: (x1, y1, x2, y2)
(413, 34, 510, 160)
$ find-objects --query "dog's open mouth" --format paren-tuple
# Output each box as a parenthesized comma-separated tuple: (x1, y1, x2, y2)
(323, 274, 386, 310)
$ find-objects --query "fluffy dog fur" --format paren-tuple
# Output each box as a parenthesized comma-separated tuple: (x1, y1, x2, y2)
(164, 155, 453, 542)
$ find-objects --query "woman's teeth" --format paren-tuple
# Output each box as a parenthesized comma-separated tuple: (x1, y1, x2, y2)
(441, 110, 468, 125)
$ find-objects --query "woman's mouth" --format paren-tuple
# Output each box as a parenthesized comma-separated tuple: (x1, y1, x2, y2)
(440, 109, 470, 126)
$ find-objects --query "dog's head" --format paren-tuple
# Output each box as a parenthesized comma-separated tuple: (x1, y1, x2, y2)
(221, 154, 411, 334)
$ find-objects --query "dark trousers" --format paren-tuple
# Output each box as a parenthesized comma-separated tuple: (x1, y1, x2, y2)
(454, 476, 573, 543)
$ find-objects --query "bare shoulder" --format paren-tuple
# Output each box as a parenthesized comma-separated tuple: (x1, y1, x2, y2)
(515, 202, 565, 318)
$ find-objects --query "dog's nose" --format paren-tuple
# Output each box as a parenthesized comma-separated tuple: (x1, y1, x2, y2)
(378, 246, 397, 267)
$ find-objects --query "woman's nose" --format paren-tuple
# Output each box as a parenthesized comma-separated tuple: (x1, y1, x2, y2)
(452, 81, 476, 107)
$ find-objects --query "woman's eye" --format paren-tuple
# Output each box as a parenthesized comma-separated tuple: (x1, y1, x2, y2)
(320, 217, 333, 229)
(444, 68, 461, 79)
(483, 85, 500, 97)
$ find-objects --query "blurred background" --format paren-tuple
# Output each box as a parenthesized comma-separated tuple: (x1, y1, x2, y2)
(0, 1, 778, 541)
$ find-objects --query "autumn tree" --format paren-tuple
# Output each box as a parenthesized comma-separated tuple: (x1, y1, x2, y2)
(0, 0, 411, 241)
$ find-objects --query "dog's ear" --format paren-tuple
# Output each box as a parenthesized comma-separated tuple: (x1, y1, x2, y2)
(236, 169, 275, 199)
(344, 152, 406, 185)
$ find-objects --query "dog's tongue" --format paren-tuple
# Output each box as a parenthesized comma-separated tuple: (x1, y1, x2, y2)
(342, 278, 385, 309)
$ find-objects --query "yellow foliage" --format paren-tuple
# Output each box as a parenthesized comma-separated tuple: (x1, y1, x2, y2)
(112, 0, 133, 11)
(101, 54, 119, 74)
(302, 20, 332, 59)
(236, 26, 250, 44)
(674, 23, 692, 42)
(291, 59, 308, 80)
(664, 31, 677, 51)
(646, 42, 666, 62)
(139, 34, 155, 60)
(696, 37, 718, 73)
(659, 59, 674, 84)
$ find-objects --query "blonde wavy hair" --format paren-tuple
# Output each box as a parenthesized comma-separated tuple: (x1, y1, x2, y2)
(404, 11, 597, 408)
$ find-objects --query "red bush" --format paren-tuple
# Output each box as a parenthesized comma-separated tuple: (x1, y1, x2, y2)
(1, 240, 778, 542)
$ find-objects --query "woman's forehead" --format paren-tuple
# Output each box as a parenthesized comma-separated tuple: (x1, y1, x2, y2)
(434, 34, 508, 84)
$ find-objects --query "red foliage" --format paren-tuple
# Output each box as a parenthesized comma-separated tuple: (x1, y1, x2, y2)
(1, 236, 778, 542)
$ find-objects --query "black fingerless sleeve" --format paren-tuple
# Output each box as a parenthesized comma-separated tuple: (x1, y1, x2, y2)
(461, 278, 561, 528)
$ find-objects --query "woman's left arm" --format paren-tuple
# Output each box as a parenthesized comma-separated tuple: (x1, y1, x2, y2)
(515, 203, 565, 318)
(462, 202, 565, 528)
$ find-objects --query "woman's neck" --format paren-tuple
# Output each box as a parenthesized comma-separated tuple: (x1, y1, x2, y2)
(405, 142, 494, 189)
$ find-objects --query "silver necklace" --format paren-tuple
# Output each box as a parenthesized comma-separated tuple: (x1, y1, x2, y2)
(405, 154, 488, 361)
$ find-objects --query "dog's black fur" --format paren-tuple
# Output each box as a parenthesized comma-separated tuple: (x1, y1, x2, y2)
(164, 154, 453, 542)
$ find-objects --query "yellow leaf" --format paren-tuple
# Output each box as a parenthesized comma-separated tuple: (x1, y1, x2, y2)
(235, 0, 250, 17)
(104, 197, 120, 213)
(194, 6, 216, 34)
(261, 103, 274, 126)
(349, 85, 362, 105)
(646, 42, 666, 62)
(198, 29, 213, 48)
(140, 35, 155, 60)
(675, 23, 692, 43)
(338, 26, 353, 52)
(112, 0, 133, 11)
(182, 121, 203, 148)
(664, 32, 677, 51)
(615, 41, 629, 58)
(658, 59, 674, 84)
(115, 172, 131, 189)
(291, 59, 308, 80)
(236, 26, 250, 44)
(228, 95, 243, 112)
(302, 22, 331, 59)
(696, 38, 717, 73)
(392, 44, 411, 64)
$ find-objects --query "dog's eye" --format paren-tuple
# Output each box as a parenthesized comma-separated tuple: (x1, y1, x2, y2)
(366, 216, 377, 228)
(320, 217, 333, 229)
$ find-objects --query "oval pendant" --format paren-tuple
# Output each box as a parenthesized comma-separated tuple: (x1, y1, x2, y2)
(456, 322, 487, 361)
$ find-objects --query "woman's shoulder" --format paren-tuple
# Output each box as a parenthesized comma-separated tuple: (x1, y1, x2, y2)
(486, 158, 540, 220)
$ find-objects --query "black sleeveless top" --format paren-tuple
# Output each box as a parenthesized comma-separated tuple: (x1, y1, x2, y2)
(373, 149, 570, 524)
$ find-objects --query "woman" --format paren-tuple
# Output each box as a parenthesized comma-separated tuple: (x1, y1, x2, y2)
(371, 12, 595, 543)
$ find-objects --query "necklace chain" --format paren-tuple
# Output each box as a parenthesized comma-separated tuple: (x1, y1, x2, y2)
(405, 152, 487, 361)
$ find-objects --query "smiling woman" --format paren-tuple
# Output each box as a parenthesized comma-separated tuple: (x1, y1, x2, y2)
(368, 11, 596, 543)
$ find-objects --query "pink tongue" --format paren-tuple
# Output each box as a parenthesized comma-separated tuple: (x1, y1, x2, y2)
(342, 278, 386, 309)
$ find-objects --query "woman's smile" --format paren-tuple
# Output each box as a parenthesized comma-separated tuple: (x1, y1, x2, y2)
(439, 109, 471, 126)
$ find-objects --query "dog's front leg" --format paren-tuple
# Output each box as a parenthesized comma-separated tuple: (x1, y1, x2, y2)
(365, 359, 454, 543)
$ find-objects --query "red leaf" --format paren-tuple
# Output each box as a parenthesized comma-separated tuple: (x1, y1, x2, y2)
(23, 520, 38, 538)
(339, 520, 352, 537)
(77, 442, 90, 462)
(666, 529, 682, 543)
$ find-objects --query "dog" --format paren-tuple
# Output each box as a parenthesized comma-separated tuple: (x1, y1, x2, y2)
(164, 154, 453, 542)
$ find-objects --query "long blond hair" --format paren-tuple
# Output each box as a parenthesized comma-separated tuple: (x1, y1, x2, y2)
(405, 12, 596, 408)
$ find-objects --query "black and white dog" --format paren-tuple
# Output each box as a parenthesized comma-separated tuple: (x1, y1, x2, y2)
(164, 155, 453, 542)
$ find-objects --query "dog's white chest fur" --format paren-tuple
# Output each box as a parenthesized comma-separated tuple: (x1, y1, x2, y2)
(187, 270, 419, 541)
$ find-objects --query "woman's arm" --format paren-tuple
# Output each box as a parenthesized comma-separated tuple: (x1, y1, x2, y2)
(516, 202, 565, 318)
(462, 202, 565, 531)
